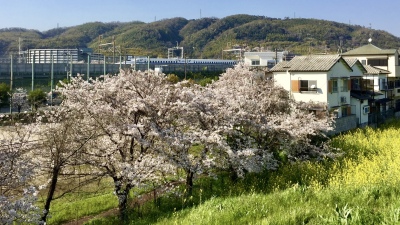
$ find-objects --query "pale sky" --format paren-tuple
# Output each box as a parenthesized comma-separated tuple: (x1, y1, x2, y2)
(1, 0, 400, 37)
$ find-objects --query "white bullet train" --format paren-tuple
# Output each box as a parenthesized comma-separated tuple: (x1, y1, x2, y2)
(123, 56, 237, 66)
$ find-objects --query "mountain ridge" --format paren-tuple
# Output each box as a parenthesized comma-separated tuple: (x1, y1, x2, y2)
(0, 14, 399, 59)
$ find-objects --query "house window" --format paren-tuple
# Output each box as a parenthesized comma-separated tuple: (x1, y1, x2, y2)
(341, 106, 349, 117)
(299, 80, 317, 92)
(379, 78, 388, 90)
(351, 79, 360, 90)
(332, 79, 338, 93)
(362, 79, 374, 90)
(368, 58, 388, 67)
(251, 60, 260, 65)
(341, 79, 349, 92)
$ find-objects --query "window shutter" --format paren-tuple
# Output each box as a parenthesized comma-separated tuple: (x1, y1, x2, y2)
(347, 106, 352, 115)
(291, 80, 299, 92)
(348, 80, 351, 91)
(328, 80, 332, 93)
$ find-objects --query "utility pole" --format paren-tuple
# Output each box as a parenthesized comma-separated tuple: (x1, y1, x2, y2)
(103, 55, 106, 76)
(113, 36, 115, 64)
(87, 54, 90, 81)
(32, 54, 35, 91)
(10, 54, 13, 114)
(184, 56, 187, 80)
(51, 55, 54, 106)
(69, 52, 72, 80)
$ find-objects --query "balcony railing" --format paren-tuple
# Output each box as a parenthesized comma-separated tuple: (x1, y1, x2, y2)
(299, 87, 318, 92)
(395, 80, 400, 88)
(380, 81, 394, 90)
(351, 83, 361, 91)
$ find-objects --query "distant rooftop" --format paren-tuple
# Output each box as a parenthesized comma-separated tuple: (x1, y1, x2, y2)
(342, 43, 397, 56)
(270, 54, 351, 72)
(363, 64, 391, 74)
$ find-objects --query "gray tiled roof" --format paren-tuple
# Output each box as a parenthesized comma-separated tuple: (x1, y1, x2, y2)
(363, 64, 391, 74)
(344, 58, 367, 73)
(270, 54, 349, 72)
(342, 44, 397, 55)
(343, 58, 358, 67)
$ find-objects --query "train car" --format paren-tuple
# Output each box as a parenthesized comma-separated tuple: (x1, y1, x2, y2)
(123, 57, 237, 66)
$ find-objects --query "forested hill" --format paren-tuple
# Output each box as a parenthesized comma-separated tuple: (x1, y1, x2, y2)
(1, 14, 399, 59)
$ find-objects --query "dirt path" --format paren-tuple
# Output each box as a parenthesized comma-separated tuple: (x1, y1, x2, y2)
(62, 181, 182, 225)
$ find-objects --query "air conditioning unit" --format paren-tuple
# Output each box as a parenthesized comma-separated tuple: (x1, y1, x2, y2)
(363, 106, 370, 114)
(340, 96, 347, 103)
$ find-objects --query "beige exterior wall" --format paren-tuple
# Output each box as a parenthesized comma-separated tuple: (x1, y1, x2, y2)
(387, 55, 398, 77)
(344, 54, 400, 77)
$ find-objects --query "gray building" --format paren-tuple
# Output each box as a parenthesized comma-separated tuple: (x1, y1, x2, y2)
(26, 48, 104, 64)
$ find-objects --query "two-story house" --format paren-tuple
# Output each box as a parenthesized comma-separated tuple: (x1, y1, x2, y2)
(344, 58, 370, 126)
(344, 58, 391, 126)
(269, 54, 361, 133)
(270, 54, 355, 115)
(270, 54, 393, 132)
(342, 40, 400, 111)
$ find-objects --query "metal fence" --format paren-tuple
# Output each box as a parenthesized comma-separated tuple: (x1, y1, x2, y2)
(0, 62, 131, 91)
(368, 108, 395, 125)
(0, 61, 234, 92)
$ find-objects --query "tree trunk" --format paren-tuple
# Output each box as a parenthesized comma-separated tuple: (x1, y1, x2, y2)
(229, 165, 238, 183)
(186, 170, 194, 195)
(117, 191, 128, 221)
(114, 178, 131, 221)
(41, 166, 60, 223)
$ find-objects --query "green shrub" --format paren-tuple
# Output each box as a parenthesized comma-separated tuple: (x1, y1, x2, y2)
(27, 89, 47, 111)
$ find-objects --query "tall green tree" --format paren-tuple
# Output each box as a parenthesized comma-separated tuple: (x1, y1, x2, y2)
(27, 89, 47, 111)
(0, 83, 10, 106)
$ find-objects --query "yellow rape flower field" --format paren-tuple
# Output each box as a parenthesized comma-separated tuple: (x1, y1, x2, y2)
(328, 120, 400, 189)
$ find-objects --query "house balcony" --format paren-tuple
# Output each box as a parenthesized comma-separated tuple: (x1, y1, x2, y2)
(351, 84, 373, 91)
(299, 87, 318, 93)
(351, 83, 360, 91)
(380, 81, 394, 91)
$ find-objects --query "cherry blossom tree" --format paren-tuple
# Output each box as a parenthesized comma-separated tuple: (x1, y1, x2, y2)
(0, 124, 40, 224)
(11, 88, 28, 114)
(151, 82, 227, 194)
(32, 108, 96, 223)
(209, 64, 334, 178)
(57, 70, 178, 220)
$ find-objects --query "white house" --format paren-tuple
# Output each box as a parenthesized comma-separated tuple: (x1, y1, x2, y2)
(270, 54, 354, 119)
(342, 40, 400, 111)
(244, 51, 293, 68)
(343, 58, 370, 126)
(269, 54, 394, 131)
